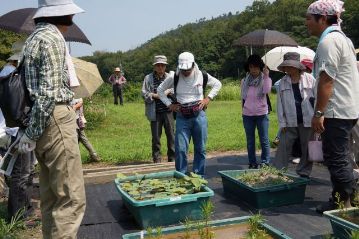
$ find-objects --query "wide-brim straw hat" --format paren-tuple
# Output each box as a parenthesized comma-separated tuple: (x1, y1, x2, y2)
(33, 0, 84, 19)
(278, 52, 306, 72)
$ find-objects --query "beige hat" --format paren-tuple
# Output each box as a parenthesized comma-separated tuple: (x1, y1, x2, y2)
(33, 0, 84, 19)
(114, 67, 121, 72)
(153, 55, 168, 65)
(278, 52, 306, 72)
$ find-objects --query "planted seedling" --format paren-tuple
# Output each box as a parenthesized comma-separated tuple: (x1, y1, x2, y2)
(182, 217, 194, 239)
(236, 166, 294, 188)
(245, 214, 270, 239)
(144, 226, 162, 239)
(198, 200, 215, 239)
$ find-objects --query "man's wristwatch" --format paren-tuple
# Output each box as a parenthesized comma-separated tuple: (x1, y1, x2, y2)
(314, 110, 324, 118)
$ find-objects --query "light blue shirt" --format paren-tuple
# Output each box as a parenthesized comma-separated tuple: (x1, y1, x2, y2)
(0, 64, 16, 77)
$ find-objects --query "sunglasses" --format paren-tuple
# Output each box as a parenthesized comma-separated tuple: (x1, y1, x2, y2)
(180, 68, 193, 73)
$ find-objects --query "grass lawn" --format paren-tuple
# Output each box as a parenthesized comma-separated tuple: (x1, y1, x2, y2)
(81, 96, 279, 164)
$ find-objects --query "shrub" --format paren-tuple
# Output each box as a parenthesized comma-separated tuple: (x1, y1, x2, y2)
(83, 99, 107, 130)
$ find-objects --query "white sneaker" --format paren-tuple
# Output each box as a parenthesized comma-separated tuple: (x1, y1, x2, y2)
(292, 158, 300, 164)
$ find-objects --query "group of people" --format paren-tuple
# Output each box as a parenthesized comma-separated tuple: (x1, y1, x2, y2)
(240, 0, 359, 214)
(0, 0, 357, 238)
(140, 0, 359, 217)
(142, 52, 222, 176)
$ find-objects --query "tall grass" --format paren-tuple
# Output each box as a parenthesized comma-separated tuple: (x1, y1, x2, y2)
(0, 203, 25, 239)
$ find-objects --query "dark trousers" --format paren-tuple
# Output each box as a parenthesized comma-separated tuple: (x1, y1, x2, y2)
(322, 118, 357, 201)
(113, 85, 123, 105)
(150, 111, 175, 162)
(8, 151, 35, 219)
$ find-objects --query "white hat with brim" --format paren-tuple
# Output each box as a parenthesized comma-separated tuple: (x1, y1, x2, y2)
(33, 0, 84, 19)
(7, 53, 21, 61)
(178, 52, 195, 70)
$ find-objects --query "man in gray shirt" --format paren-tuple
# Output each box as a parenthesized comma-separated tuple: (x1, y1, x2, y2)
(306, 0, 359, 213)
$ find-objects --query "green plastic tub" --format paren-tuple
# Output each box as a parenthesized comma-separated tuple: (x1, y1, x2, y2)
(122, 216, 292, 239)
(218, 169, 309, 209)
(324, 207, 359, 239)
(114, 170, 214, 228)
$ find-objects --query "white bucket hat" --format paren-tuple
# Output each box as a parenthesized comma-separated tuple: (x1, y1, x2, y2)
(33, 0, 84, 19)
(114, 67, 121, 72)
(178, 52, 195, 70)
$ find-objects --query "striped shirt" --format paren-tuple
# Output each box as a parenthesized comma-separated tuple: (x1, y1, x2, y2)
(153, 73, 170, 113)
(23, 23, 74, 140)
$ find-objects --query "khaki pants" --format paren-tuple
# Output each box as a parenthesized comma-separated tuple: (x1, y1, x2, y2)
(35, 105, 86, 239)
(273, 124, 313, 177)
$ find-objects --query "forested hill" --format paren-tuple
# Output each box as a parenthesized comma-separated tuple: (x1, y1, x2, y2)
(1, 0, 358, 82)
(80, 0, 358, 82)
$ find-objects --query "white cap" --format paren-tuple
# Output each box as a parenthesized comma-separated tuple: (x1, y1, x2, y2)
(178, 52, 195, 70)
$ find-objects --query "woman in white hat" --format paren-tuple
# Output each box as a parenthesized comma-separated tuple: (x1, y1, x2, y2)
(273, 52, 316, 178)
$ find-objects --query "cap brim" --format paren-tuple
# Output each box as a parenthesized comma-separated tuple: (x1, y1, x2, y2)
(178, 62, 193, 70)
(33, 3, 84, 19)
(153, 61, 168, 65)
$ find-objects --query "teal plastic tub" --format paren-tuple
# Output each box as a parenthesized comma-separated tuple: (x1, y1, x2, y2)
(114, 170, 214, 228)
(324, 207, 359, 239)
(218, 169, 309, 209)
(122, 216, 292, 239)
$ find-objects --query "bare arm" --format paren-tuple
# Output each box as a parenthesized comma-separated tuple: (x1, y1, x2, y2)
(315, 71, 334, 112)
(312, 71, 334, 133)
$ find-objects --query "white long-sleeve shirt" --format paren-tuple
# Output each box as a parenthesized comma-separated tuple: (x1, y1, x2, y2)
(157, 65, 222, 106)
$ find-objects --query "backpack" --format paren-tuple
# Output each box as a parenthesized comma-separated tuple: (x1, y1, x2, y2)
(0, 59, 33, 128)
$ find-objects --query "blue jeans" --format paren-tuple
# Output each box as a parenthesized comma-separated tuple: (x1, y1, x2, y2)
(243, 114, 270, 165)
(175, 111, 208, 176)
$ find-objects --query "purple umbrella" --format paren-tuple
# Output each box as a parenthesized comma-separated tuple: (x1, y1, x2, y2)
(0, 8, 91, 45)
(234, 29, 298, 48)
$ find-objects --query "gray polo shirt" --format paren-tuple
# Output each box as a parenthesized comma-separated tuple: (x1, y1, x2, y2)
(314, 28, 359, 119)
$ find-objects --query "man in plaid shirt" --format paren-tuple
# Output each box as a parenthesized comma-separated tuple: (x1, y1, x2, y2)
(17, 0, 86, 238)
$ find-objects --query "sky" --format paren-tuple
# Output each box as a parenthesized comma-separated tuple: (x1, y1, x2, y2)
(1, 0, 262, 57)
